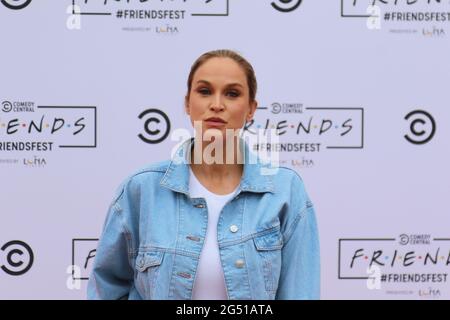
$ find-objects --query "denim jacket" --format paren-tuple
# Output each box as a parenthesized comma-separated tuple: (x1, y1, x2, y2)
(87, 137, 320, 300)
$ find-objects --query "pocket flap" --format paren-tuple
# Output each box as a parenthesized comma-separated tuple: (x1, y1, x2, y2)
(135, 251, 164, 272)
(253, 230, 283, 251)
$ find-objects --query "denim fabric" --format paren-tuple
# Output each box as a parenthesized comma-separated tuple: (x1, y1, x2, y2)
(87, 137, 320, 300)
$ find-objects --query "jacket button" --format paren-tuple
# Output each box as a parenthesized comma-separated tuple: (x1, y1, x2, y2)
(229, 225, 239, 233)
(235, 259, 245, 268)
(194, 203, 205, 208)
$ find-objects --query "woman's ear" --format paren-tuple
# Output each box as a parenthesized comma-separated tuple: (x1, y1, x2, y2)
(185, 95, 190, 115)
(246, 100, 257, 122)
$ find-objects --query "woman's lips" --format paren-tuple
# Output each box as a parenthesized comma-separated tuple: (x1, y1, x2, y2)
(204, 120, 227, 127)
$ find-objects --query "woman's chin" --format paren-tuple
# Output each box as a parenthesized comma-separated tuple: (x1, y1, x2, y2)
(202, 127, 225, 140)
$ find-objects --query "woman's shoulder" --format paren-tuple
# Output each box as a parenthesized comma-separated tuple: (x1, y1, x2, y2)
(268, 165, 312, 204)
(129, 159, 171, 178)
(266, 164, 306, 186)
(111, 159, 171, 200)
(124, 159, 172, 185)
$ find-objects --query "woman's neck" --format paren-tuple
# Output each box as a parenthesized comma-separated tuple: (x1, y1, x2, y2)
(189, 137, 244, 185)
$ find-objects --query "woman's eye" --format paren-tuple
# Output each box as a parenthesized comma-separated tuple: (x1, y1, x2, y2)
(198, 88, 210, 95)
(227, 90, 240, 98)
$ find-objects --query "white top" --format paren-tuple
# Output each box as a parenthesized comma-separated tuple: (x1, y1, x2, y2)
(189, 166, 238, 300)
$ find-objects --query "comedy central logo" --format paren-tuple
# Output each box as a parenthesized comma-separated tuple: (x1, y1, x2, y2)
(2, 100, 35, 113)
(399, 234, 431, 246)
(1, 0, 32, 10)
(271, 0, 302, 13)
(1, 101, 13, 112)
(404, 109, 436, 145)
(271, 102, 303, 114)
(138, 108, 171, 144)
(1, 240, 34, 276)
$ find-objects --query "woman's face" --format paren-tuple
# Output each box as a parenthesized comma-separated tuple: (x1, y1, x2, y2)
(185, 57, 257, 140)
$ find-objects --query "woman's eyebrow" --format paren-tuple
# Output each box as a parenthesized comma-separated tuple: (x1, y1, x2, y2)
(196, 80, 244, 88)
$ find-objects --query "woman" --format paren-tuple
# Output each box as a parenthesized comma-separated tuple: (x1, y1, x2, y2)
(87, 49, 320, 300)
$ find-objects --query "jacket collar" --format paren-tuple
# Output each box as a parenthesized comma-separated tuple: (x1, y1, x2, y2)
(160, 137, 275, 197)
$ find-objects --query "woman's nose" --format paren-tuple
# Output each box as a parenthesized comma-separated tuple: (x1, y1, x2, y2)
(210, 94, 224, 111)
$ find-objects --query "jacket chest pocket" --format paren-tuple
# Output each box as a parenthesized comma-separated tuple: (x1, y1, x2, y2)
(134, 250, 164, 299)
(253, 229, 283, 294)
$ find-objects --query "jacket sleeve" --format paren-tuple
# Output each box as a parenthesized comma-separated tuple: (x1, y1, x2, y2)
(276, 177, 320, 300)
(87, 186, 135, 300)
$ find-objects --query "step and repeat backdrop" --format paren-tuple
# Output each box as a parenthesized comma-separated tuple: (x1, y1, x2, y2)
(1, 0, 449, 299)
